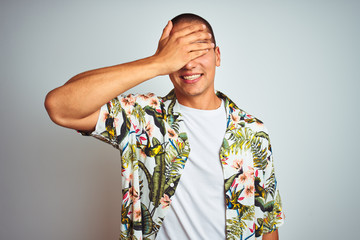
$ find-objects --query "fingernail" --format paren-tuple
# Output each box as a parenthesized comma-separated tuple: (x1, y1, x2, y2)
(208, 33, 212, 38)
(202, 24, 206, 29)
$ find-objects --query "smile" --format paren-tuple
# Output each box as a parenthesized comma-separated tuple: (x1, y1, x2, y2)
(181, 74, 202, 81)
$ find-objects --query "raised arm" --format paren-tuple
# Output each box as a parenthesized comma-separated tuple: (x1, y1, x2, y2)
(44, 21, 213, 131)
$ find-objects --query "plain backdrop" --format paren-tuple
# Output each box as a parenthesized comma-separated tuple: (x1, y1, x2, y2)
(1, 0, 359, 239)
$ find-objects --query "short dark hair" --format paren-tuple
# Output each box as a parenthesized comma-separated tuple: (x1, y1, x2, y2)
(171, 13, 216, 46)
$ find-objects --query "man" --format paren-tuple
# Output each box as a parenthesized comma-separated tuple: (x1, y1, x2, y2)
(45, 13, 284, 240)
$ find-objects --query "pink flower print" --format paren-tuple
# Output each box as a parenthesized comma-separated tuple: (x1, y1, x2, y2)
(133, 207, 141, 221)
(238, 173, 248, 184)
(232, 158, 243, 170)
(121, 95, 135, 107)
(101, 112, 118, 127)
(167, 128, 178, 140)
(160, 194, 171, 209)
(121, 95, 135, 115)
(101, 112, 109, 122)
(113, 118, 119, 128)
(139, 92, 155, 100)
(129, 186, 139, 203)
(244, 184, 255, 197)
(149, 97, 160, 108)
(231, 113, 240, 123)
(139, 95, 149, 100)
(245, 166, 254, 182)
(145, 121, 154, 137)
(125, 173, 133, 183)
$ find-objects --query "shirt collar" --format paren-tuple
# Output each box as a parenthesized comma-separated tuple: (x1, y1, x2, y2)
(161, 89, 239, 113)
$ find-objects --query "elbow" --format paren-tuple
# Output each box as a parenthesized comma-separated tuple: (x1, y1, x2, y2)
(44, 90, 66, 126)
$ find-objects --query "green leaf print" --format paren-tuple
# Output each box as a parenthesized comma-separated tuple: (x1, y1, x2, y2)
(255, 176, 275, 212)
(167, 97, 176, 115)
(226, 206, 255, 239)
(178, 132, 188, 141)
(133, 203, 153, 235)
(255, 197, 274, 213)
(227, 127, 253, 154)
(121, 144, 138, 169)
(224, 172, 242, 192)
(144, 106, 166, 136)
(117, 108, 131, 145)
(263, 192, 282, 233)
(265, 167, 276, 199)
(108, 97, 121, 117)
(132, 103, 147, 126)
(149, 138, 166, 207)
(222, 138, 230, 150)
(164, 174, 181, 198)
(251, 136, 268, 170)
(138, 161, 152, 192)
(254, 131, 269, 142)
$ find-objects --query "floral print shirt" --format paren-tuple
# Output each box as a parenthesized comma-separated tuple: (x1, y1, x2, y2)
(85, 90, 284, 240)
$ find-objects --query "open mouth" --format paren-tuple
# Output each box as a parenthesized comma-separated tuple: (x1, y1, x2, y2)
(181, 74, 203, 81)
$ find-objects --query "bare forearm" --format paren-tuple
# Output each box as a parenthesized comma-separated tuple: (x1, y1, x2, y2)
(263, 230, 279, 240)
(45, 55, 161, 126)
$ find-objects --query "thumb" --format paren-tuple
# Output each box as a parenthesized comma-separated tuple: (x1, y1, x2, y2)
(159, 20, 173, 41)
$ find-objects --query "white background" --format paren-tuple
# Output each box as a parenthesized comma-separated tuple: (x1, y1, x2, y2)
(1, 0, 359, 239)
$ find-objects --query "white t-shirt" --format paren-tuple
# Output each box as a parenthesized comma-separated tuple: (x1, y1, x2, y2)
(157, 100, 227, 240)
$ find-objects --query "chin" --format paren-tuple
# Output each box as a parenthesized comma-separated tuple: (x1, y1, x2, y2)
(179, 87, 205, 97)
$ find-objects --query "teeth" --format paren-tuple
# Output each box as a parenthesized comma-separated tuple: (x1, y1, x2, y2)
(183, 74, 201, 80)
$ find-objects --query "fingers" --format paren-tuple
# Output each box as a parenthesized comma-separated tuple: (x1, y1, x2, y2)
(186, 32, 213, 46)
(173, 23, 207, 39)
(159, 20, 173, 42)
(188, 49, 211, 60)
(171, 23, 212, 48)
(187, 41, 215, 53)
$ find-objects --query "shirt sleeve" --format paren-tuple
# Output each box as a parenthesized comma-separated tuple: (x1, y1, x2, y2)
(78, 94, 136, 150)
(262, 131, 285, 234)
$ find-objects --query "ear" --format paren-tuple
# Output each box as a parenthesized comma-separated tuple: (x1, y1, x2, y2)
(215, 46, 221, 67)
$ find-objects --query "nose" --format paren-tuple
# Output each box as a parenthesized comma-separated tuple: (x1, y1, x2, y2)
(183, 59, 197, 70)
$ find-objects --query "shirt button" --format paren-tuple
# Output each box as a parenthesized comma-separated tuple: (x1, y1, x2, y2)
(170, 183, 174, 187)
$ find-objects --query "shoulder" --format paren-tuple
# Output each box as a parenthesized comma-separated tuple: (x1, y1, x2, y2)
(117, 92, 160, 107)
(109, 92, 162, 113)
(218, 90, 267, 131)
(220, 92, 273, 150)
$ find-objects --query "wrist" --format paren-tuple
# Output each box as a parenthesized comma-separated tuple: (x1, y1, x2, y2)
(147, 54, 170, 76)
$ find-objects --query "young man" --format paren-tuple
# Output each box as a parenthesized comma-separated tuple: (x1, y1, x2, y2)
(45, 13, 284, 240)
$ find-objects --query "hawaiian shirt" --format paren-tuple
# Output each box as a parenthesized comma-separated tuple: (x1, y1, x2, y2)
(85, 89, 284, 240)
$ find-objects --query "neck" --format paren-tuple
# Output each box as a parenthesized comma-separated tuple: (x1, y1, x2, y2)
(174, 89, 222, 110)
